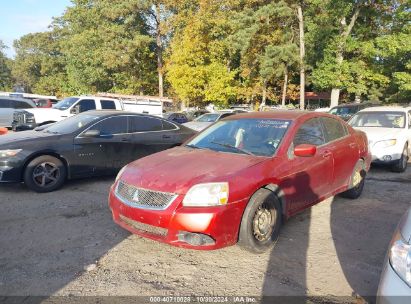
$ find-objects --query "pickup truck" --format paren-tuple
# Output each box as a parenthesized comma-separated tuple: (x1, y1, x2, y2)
(12, 96, 123, 131)
(12, 95, 165, 131)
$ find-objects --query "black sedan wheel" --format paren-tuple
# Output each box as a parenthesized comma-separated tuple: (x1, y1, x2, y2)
(24, 155, 66, 193)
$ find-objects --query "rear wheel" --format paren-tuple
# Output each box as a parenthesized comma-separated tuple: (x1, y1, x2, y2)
(340, 160, 365, 199)
(24, 155, 66, 193)
(391, 145, 408, 173)
(238, 189, 282, 253)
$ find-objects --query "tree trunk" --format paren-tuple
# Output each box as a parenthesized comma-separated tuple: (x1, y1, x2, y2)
(260, 79, 267, 111)
(297, 4, 305, 110)
(282, 65, 288, 107)
(155, 4, 164, 98)
(330, 6, 360, 107)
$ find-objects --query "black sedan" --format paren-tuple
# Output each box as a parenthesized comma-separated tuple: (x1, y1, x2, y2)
(0, 111, 196, 192)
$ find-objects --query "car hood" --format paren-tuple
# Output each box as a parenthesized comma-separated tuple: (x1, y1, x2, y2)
(0, 130, 59, 148)
(354, 127, 404, 143)
(119, 146, 268, 195)
(182, 121, 213, 131)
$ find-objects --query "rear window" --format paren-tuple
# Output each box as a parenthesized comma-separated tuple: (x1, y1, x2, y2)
(101, 100, 116, 110)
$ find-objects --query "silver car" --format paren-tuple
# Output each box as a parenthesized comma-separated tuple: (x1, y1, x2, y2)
(377, 207, 411, 303)
(0, 97, 36, 128)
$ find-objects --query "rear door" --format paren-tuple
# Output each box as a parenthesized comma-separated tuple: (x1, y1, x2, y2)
(127, 115, 176, 162)
(320, 117, 359, 190)
(283, 118, 334, 212)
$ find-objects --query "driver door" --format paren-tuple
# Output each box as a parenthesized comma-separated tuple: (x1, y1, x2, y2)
(73, 116, 130, 177)
(281, 118, 334, 213)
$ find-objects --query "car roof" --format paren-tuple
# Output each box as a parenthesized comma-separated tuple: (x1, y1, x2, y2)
(223, 110, 315, 121)
(357, 106, 411, 113)
(79, 110, 161, 117)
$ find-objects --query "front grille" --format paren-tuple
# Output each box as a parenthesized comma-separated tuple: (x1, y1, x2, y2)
(115, 180, 177, 210)
(13, 112, 26, 125)
(119, 215, 168, 237)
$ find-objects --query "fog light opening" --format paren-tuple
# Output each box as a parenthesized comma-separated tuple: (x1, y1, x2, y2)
(383, 155, 392, 161)
(177, 231, 215, 246)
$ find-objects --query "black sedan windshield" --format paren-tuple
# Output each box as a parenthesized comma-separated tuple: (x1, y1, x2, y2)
(53, 97, 79, 110)
(45, 114, 100, 134)
(187, 119, 291, 156)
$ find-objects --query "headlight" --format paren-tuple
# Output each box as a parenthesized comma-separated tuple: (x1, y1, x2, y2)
(389, 231, 411, 287)
(182, 183, 229, 207)
(374, 139, 397, 148)
(0, 149, 22, 158)
(115, 166, 127, 181)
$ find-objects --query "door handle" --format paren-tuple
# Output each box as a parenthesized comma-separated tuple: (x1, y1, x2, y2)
(349, 142, 357, 148)
(162, 135, 171, 139)
(121, 138, 130, 142)
(322, 151, 332, 158)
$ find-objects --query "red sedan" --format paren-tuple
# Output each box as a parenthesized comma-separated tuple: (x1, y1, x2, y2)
(109, 111, 371, 253)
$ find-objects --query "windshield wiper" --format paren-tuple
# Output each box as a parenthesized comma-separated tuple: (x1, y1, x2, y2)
(210, 141, 255, 156)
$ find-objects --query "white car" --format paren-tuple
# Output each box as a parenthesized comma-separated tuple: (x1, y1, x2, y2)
(349, 106, 411, 172)
(182, 112, 236, 132)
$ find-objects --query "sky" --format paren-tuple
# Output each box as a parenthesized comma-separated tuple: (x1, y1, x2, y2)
(0, 0, 71, 58)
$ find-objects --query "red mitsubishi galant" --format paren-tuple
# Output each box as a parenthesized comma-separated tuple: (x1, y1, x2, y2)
(109, 111, 371, 253)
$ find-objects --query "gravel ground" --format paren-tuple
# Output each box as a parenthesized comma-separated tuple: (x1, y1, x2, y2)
(0, 164, 410, 303)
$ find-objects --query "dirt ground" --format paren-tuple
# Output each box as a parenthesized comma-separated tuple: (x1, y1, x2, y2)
(0, 164, 410, 303)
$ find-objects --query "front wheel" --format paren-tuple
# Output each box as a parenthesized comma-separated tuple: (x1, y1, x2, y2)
(391, 145, 408, 173)
(238, 189, 282, 253)
(24, 155, 66, 193)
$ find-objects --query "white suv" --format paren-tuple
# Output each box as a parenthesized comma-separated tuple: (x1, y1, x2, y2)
(349, 106, 411, 172)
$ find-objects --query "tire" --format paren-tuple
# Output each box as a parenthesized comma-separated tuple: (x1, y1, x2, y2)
(340, 160, 365, 199)
(238, 188, 282, 254)
(23, 155, 67, 193)
(391, 145, 408, 173)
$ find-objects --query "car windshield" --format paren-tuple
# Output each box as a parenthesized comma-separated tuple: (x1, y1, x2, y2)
(53, 97, 79, 110)
(45, 113, 100, 134)
(186, 118, 291, 157)
(349, 111, 406, 128)
(329, 106, 357, 116)
(195, 113, 220, 122)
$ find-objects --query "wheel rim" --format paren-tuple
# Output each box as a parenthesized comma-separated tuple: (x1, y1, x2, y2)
(352, 169, 362, 188)
(32, 162, 60, 188)
(252, 203, 276, 242)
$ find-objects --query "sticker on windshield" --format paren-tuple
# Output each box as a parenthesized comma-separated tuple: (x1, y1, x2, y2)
(257, 120, 290, 129)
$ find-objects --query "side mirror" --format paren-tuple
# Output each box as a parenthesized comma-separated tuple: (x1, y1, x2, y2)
(82, 129, 100, 138)
(294, 144, 317, 157)
(70, 105, 80, 115)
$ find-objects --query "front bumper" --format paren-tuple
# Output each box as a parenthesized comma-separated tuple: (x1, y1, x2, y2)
(0, 157, 25, 182)
(377, 262, 411, 304)
(108, 183, 248, 250)
(370, 145, 404, 164)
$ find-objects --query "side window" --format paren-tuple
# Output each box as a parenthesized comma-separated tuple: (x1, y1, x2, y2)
(293, 118, 325, 146)
(408, 111, 411, 129)
(101, 100, 116, 110)
(321, 117, 347, 143)
(78, 99, 96, 112)
(14, 101, 33, 109)
(0, 99, 11, 108)
(162, 120, 177, 130)
(129, 116, 163, 132)
(88, 116, 128, 136)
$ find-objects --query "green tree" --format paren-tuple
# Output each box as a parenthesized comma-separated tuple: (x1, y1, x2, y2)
(0, 41, 12, 91)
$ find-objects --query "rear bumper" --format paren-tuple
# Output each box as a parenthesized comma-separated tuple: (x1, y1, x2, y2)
(108, 183, 247, 250)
